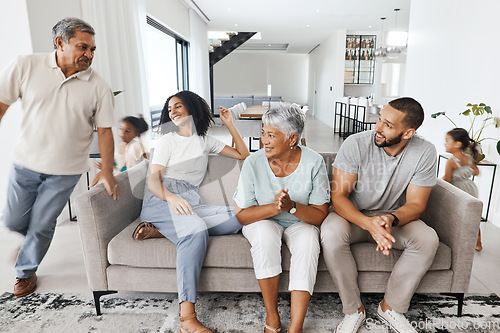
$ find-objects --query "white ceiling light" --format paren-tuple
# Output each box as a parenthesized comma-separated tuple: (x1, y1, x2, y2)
(373, 17, 386, 57)
(387, 9, 408, 47)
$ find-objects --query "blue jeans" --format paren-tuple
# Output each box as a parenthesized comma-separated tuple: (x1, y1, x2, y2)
(140, 178, 242, 303)
(3, 164, 81, 278)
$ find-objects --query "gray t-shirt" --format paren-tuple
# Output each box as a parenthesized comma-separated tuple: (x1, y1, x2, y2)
(333, 130, 437, 211)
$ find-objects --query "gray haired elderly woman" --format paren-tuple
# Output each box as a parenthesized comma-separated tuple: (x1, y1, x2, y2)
(234, 104, 330, 333)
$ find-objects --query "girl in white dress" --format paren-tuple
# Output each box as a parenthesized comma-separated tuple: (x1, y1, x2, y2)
(442, 128, 482, 250)
(116, 115, 149, 172)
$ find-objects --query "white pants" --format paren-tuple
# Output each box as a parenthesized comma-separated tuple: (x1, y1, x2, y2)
(242, 220, 320, 295)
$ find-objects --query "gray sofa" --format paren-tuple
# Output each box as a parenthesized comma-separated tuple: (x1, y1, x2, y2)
(214, 95, 282, 114)
(75, 153, 482, 316)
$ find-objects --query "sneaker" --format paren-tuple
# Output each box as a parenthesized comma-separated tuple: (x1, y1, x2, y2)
(335, 309, 366, 333)
(377, 303, 417, 333)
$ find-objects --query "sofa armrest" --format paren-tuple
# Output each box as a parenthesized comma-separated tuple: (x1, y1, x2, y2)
(420, 179, 482, 293)
(75, 160, 148, 291)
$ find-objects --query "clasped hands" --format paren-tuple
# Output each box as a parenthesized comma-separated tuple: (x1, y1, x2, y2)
(274, 189, 294, 214)
(366, 215, 396, 256)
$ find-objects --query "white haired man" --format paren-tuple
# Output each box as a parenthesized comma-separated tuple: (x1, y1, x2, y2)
(0, 17, 118, 297)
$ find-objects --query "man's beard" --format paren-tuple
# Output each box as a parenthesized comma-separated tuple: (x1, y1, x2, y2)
(374, 131, 404, 147)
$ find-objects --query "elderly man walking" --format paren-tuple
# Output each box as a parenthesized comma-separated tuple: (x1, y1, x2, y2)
(0, 17, 119, 297)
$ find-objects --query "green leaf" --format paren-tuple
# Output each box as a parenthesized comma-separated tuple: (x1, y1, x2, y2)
(485, 106, 492, 113)
(462, 109, 470, 116)
(431, 112, 446, 118)
(113, 90, 124, 96)
(479, 103, 486, 107)
(466, 103, 473, 106)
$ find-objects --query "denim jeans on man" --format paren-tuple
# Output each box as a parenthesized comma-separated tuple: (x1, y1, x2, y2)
(3, 164, 81, 279)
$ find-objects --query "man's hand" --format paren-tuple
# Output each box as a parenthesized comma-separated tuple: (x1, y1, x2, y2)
(90, 170, 120, 200)
(365, 215, 395, 256)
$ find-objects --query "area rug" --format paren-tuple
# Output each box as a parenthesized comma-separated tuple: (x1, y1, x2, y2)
(1, 292, 499, 332)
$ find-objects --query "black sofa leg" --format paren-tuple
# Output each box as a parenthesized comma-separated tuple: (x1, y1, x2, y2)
(441, 293, 464, 317)
(93, 290, 117, 316)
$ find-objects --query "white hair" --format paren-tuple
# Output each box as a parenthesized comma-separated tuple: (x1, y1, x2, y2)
(52, 17, 95, 49)
(262, 103, 305, 146)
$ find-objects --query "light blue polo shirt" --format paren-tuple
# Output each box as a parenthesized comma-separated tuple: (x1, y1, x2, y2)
(233, 146, 330, 228)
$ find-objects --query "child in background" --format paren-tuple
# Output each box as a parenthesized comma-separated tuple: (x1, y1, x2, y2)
(96, 115, 149, 172)
(116, 116, 149, 171)
(442, 128, 482, 251)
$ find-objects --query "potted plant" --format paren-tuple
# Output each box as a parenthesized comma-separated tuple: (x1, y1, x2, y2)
(431, 103, 500, 161)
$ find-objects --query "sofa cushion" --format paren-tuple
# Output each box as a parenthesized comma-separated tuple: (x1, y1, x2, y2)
(198, 156, 244, 207)
(109, 220, 451, 272)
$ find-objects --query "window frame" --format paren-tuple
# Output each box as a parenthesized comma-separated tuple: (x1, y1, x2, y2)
(146, 16, 189, 92)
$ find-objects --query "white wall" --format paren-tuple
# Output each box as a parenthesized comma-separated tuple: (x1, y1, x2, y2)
(308, 30, 345, 127)
(146, 0, 190, 40)
(26, 0, 82, 52)
(267, 54, 308, 105)
(405, 0, 500, 226)
(213, 53, 309, 105)
(0, 0, 33, 223)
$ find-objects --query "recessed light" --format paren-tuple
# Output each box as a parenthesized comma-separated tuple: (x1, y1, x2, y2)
(268, 44, 271, 47)
(306, 24, 310, 27)
(369, 25, 372, 28)
(227, 8, 231, 11)
(316, 9, 320, 13)
(235, 23, 238, 27)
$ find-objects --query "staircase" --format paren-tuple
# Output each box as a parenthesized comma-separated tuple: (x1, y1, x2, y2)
(209, 32, 257, 112)
(209, 32, 257, 66)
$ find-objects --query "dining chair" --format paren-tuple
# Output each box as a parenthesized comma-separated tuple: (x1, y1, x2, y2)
(334, 97, 352, 137)
(229, 103, 262, 152)
(356, 98, 378, 132)
(340, 97, 357, 138)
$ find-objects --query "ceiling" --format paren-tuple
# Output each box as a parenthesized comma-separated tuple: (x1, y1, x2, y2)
(186, 0, 411, 54)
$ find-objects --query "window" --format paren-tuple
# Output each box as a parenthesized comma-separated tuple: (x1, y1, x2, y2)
(145, 16, 189, 110)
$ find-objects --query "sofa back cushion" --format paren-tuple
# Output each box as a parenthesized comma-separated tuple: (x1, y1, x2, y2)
(198, 152, 336, 206)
